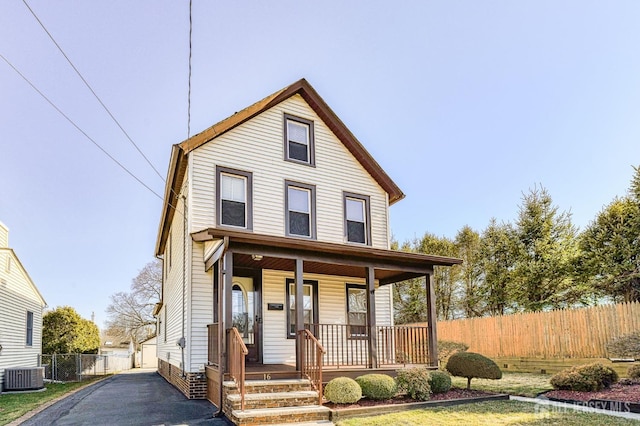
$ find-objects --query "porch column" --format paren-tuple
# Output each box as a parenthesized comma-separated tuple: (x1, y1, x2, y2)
(223, 251, 233, 372)
(366, 266, 378, 368)
(425, 271, 439, 367)
(295, 257, 304, 371)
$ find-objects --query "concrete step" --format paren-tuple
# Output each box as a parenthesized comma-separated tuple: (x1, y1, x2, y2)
(223, 378, 312, 394)
(228, 405, 331, 425)
(226, 390, 320, 411)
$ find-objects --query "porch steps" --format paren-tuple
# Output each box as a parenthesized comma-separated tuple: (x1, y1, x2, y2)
(223, 379, 330, 425)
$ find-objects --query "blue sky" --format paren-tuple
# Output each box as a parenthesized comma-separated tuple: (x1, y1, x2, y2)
(1, 1, 639, 328)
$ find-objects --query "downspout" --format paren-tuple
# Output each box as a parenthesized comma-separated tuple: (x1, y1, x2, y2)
(215, 236, 230, 417)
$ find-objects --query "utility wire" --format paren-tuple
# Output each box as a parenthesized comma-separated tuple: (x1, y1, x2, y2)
(187, 0, 193, 139)
(0, 53, 164, 201)
(22, 0, 166, 182)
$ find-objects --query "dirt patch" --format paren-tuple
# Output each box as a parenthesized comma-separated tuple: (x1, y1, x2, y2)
(545, 383, 640, 403)
(324, 387, 496, 409)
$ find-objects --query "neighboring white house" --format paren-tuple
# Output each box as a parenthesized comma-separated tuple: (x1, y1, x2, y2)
(153, 79, 461, 406)
(0, 221, 47, 390)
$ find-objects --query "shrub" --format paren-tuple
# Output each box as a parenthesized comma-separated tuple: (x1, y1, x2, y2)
(324, 377, 362, 404)
(606, 332, 640, 359)
(629, 364, 640, 379)
(437, 340, 469, 369)
(550, 369, 599, 392)
(578, 363, 618, 388)
(445, 352, 502, 390)
(355, 374, 397, 400)
(428, 370, 452, 394)
(395, 367, 431, 401)
(550, 363, 618, 392)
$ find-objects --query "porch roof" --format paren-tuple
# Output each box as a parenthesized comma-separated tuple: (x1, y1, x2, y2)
(192, 228, 462, 285)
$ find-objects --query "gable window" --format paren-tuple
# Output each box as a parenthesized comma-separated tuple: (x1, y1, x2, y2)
(346, 284, 367, 338)
(216, 166, 253, 230)
(344, 193, 371, 245)
(285, 181, 316, 238)
(26, 311, 34, 346)
(286, 279, 319, 338)
(284, 114, 315, 166)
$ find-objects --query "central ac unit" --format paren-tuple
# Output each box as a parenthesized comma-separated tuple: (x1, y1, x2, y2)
(4, 367, 45, 391)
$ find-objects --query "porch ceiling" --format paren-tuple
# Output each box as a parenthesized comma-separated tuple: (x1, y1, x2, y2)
(192, 228, 462, 285)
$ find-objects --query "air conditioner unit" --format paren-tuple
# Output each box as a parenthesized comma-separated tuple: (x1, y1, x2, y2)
(4, 367, 45, 391)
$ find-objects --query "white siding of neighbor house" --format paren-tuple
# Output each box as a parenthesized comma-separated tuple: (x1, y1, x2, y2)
(261, 269, 394, 365)
(190, 95, 390, 249)
(156, 183, 192, 372)
(0, 244, 45, 389)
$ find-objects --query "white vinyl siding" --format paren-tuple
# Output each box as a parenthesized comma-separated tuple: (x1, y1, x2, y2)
(261, 269, 393, 365)
(190, 95, 390, 249)
(189, 241, 213, 372)
(156, 185, 189, 371)
(0, 249, 45, 390)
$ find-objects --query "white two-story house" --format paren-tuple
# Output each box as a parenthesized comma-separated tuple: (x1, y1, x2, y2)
(153, 79, 460, 414)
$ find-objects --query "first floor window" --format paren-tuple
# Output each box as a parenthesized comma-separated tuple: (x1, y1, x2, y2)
(286, 181, 316, 238)
(286, 279, 318, 338)
(346, 284, 367, 338)
(26, 311, 33, 346)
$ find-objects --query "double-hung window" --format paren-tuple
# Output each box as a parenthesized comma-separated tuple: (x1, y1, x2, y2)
(284, 114, 315, 166)
(217, 166, 253, 230)
(26, 311, 34, 346)
(344, 193, 371, 245)
(346, 284, 367, 338)
(285, 181, 316, 238)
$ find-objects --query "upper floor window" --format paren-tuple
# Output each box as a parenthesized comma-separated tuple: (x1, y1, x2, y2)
(26, 311, 34, 346)
(217, 166, 253, 230)
(285, 181, 316, 239)
(284, 114, 315, 166)
(344, 193, 371, 245)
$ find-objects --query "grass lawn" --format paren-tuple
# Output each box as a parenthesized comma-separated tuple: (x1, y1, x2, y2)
(335, 400, 640, 425)
(0, 377, 104, 425)
(450, 372, 553, 397)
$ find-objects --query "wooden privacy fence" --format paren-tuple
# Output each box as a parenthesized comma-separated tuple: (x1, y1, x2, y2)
(429, 302, 640, 359)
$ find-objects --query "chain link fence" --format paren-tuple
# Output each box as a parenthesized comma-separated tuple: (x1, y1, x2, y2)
(39, 353, 134, 382)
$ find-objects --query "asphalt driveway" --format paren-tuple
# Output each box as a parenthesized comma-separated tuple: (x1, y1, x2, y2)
(21, 369, 231, 426)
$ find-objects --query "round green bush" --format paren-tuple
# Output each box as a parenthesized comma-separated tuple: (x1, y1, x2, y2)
(428, 370, 452, 394)
(355, 374, 397, 400)
(550, 363, 618, 392)
(324, 377, 362, 404)
(445, 352, 502, 390)
(395, 367, 431, 401)
(628, 364, 640, 379)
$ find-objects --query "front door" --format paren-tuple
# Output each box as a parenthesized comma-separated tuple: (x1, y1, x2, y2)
(231, 276, 261, 362)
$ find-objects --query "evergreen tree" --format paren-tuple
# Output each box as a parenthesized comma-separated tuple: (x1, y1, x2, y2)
(479, 218, 516, 316)
(43, 306, 100, 354)
(455, 226, 483, 317)
(579, 166, 640, 302)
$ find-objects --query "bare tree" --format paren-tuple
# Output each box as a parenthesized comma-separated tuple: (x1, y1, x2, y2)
(106, 260, 161, 346)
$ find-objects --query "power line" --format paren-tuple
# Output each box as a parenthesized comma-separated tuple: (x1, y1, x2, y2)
(22, 0, 166, 182)
(0, 53, 164, 201)
(187, 0, 193, 139)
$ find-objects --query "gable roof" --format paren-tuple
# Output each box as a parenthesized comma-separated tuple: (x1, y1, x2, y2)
(155, 78, 405, 256)
(0, 248, 47, 306)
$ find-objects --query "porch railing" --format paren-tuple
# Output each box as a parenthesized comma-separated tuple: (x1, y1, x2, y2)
(207, 323, 219, 367)
(228, 327, 248, 411)
(307, 324, 431, 368)
(298, 329, 325, 404)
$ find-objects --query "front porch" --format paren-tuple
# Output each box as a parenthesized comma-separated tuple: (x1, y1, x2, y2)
(195, 228, 461, 422)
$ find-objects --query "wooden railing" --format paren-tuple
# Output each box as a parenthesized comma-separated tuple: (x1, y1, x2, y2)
(207, 323, 219, 367)
(307, 324, 431, 367)
(228, 327, 248, 411)
(298, 329, 326, 404)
